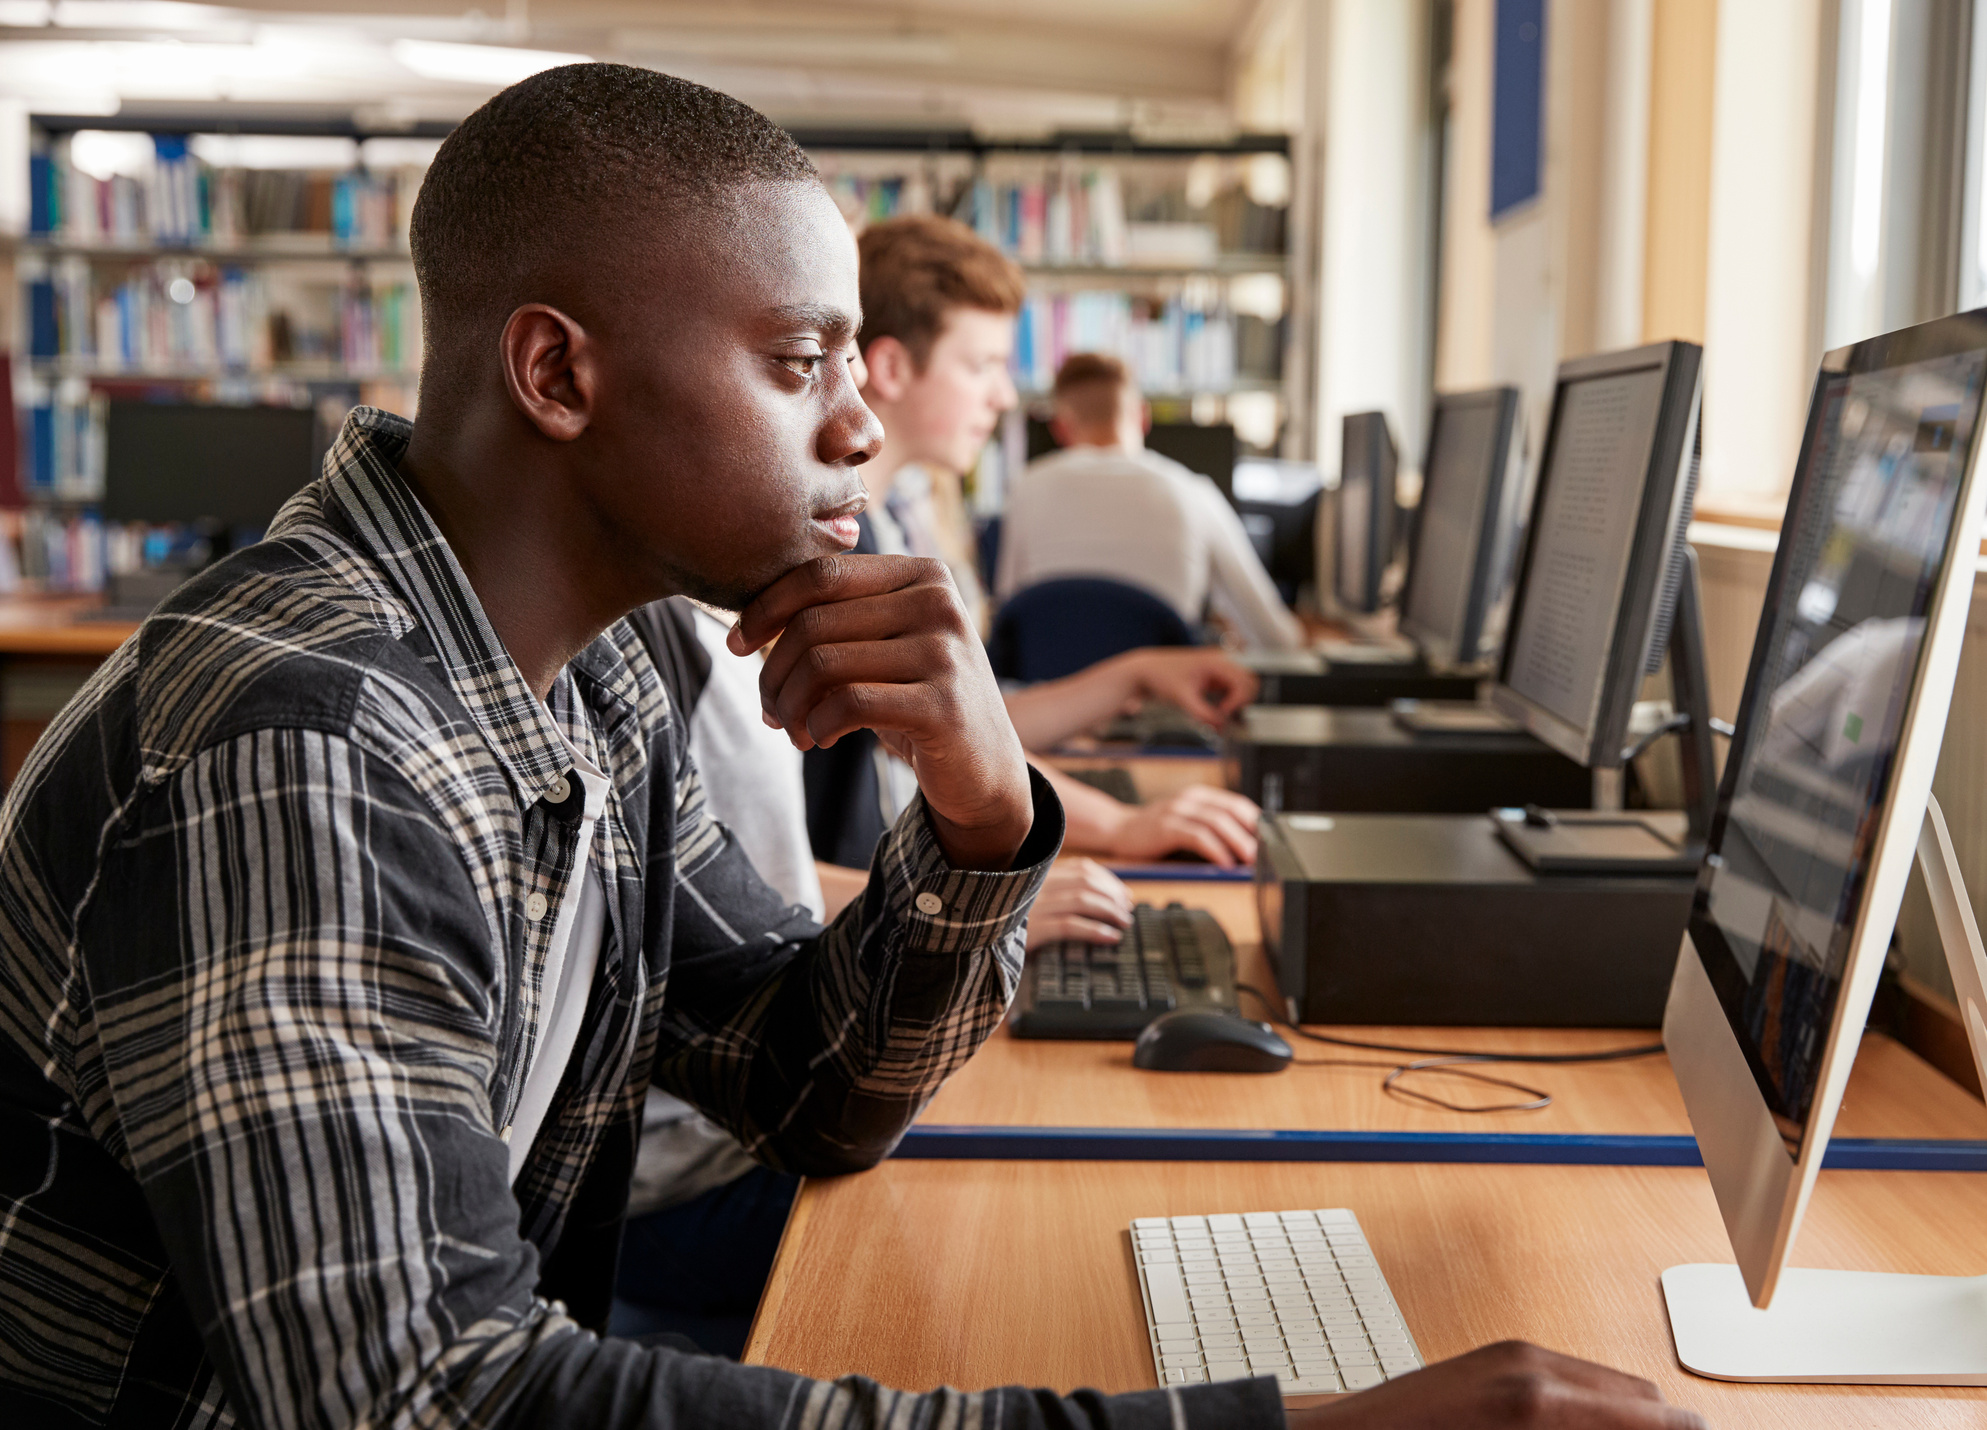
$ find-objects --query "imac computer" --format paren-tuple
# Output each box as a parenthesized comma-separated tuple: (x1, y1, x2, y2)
(1331, 411, 1397, 617)
(1397, 386, 1529, 671)
(1662, 310, 1987, 1383)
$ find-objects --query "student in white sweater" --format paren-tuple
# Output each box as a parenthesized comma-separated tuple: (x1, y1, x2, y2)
(998, 352, 1307, 652)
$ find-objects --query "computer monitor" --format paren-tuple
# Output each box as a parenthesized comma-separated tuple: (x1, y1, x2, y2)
(1332, 411, 1397, 615)
(1233, 457, 1324, 604)
(1146, 422, 1238, 502)
(1489, 342, 1703, 769)
(1023, 416, 1238, 502)
(103, 401, 317, 530)
(1661, 310, 1987, 1384)
(1398, 386, 1526, 669)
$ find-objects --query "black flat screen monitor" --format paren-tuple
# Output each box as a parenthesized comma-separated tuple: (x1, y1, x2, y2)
(103, 401, 317, 529)
(1334, 411, 1397, 614)
(1398, 386, 1525, 669)
(1688, 328, 1987, 1151)
(1490, 341, 1703, 768)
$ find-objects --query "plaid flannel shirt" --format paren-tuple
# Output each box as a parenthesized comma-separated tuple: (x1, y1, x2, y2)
(0, 408, 1282, 1430)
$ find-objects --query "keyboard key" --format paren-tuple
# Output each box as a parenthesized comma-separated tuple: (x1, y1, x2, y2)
(1204, 1359, 1250, 1382)
(1143, 1264, 1191, 1324)
(1341, 1366, 1385, 1391)
(1278, 1375, 1341, 1395)
(1380, 1356, 1420, 1376)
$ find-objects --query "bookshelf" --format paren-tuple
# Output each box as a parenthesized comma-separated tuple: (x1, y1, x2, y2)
(8, 116, 1299, 592)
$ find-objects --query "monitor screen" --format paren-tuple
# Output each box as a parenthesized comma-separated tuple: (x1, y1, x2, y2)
(1335, 412, 1396, 613)
(1499, 363, 1668, 738)
(1400, 389, 1516, 664)
(1688, 348, 1987, 1155)
(1023, 417, 1238, 502)
(104, 402, 319, 528)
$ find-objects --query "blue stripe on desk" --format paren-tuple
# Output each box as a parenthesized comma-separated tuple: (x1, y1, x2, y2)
(895, 1125, 1987, 1171)
(1109, 864, 1255, 882)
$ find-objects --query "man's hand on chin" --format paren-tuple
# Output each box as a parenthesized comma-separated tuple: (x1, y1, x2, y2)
(732, 553, 1035, 871)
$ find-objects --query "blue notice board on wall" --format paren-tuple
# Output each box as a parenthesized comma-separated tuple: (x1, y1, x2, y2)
(1491, 0, 1546, 218)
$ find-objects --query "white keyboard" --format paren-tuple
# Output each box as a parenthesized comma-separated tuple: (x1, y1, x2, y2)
(1131, 1209, 1424, 1396)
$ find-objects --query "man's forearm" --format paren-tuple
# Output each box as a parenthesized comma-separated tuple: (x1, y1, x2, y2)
(1002, 654, 1143, 750)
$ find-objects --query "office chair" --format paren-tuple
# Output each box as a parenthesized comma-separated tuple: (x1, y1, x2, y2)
(987, 576, 1194, 682)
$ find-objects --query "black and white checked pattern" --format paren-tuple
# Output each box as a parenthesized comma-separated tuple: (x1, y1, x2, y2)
(0, 408, 1286, 1429)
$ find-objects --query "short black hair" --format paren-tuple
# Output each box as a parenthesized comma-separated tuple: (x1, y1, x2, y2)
(411, 63, 817, 363)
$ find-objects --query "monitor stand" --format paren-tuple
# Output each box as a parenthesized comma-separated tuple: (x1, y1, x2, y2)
(1662, 792, 1987, 1383)
(1495, 548, 1719, 876)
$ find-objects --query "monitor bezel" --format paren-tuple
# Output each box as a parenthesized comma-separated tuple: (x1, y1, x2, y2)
(1398, 385, 1523, 669)
(1488, 341, 1704, 769)
(1333, 411, 1397, 615)
(1664, 309, 1987, 1308)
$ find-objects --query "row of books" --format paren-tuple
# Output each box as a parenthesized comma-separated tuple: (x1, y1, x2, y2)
(821, 163, 1287, 268)
(25, 258, 417, 374)
(30, 135, 415, 248)
(16, 510, 108, 594)
(1011, 292, 1280, 395)
(21, 392, 103, 502)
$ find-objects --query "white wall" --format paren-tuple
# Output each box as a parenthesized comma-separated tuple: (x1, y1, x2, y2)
(1313, 0, 1431, 478)
(1701, 0, 1825, 506)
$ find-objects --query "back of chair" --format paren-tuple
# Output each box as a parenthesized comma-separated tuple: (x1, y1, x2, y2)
(987, 577, 1194, 682)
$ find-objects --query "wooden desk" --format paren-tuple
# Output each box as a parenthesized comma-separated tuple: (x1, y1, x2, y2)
(1046, 751, 1227, 804)
(922, 879, 1987, 1144)
(0, 594, 135, 656)
(0, 596, 136, 782)
(747, 1156, 1987, 1424)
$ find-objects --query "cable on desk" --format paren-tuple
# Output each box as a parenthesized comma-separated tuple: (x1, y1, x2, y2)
(1235, 984, 1666, 1114)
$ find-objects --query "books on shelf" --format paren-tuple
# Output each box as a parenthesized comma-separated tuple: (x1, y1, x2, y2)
(29, 132, 417, 249)
(1012, 290, 1248, 395)
(22, 254, 417, 376)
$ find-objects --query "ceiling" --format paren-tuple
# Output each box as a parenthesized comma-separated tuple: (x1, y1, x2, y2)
(0, 0, 1276, 136)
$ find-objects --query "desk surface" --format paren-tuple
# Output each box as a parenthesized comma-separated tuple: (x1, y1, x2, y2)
(925, 879, 1987, 1143)
(746, 1156, 1987, 1424)
(0, 595, 135, 656)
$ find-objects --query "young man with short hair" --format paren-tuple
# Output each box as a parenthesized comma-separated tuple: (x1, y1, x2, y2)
(846, 216, 1270, 872)
(0, 65, 1699, 1430)
(1000, 352, 1306, 652)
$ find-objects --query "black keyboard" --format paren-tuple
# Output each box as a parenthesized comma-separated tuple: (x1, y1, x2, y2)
(1009, 903, 1239, 1039)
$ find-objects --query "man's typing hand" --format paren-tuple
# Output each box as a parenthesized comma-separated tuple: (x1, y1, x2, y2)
(1285, 1343, 1708, 1430)
(1101, 784, 1262, 868)
(1118, 647, 1260, 729)
(734, 553, 1034, 871)
(1024, 859, 1135, 948)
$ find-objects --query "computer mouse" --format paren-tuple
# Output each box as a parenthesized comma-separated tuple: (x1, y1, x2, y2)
(1133, 1010, 1293, 1073)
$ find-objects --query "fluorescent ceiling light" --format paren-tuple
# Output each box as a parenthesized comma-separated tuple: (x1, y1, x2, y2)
(50, 0, 227, 29)
(68, 128, 157, 179)
(392, 38, 589, 87)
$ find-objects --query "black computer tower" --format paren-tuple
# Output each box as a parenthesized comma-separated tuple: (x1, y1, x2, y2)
(1256, 813, 1691, 1027)
(1226, 706, 1593, 815)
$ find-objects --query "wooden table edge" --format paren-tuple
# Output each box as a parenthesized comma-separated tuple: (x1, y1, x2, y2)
(742, 1174, 817, 1365)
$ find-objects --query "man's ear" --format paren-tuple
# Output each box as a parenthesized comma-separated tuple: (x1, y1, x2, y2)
(862, 335, 916, 403)
(1140, 401, 1154, 435)
(1049, 412, 1073, 447)
(499, 303, 594, 442)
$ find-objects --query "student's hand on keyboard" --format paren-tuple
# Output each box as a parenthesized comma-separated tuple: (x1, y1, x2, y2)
(1102, 784, 1262, 867)
(1119, 648, 1260, 729)
(1284, 1342, 1707, 1429)
(1024, 859, 1135, 948)
(734, 554, 1034, 870)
